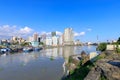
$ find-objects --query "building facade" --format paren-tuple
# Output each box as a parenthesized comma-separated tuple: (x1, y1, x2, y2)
(33, 33, 38, 41)
(28, 36, 34, 42)
(63, 28, 74, 45)
(46, 37, 52, 46)
(59, 35, 63, 46)
(52, 36, 58, 46)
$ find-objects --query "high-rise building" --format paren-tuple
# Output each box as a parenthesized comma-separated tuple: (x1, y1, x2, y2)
(51, 32, 56, 37)
(28, 36, 33, 42)
(46, 37, 52, 46)
(33, 33, 38, 41)
(40, 34, 46, 44)
(38, 37, 41, 42)
(59, 35, 63, 46)
(52, 36, 58, 46)
(63, 28, 74, 45)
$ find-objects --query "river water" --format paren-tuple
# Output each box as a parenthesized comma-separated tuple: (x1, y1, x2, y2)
(0, 46, 97, 80)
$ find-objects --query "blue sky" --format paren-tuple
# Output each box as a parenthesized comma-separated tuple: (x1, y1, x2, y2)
(0, 0, 120, 42)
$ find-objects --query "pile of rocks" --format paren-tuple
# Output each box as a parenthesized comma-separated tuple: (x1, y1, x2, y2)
(84, 52, 120, 80)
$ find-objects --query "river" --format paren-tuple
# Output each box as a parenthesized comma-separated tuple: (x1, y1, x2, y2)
(0, 46, 97, 80)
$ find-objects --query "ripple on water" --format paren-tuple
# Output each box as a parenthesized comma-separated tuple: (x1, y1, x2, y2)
(0, 67, 4, 72)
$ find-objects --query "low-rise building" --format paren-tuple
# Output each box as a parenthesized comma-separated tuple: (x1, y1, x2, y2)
(31, 41, 39, 47)
(74, 39, 81, 45)
(87, 42, 92, 45)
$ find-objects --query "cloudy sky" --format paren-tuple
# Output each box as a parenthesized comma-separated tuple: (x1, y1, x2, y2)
(0, 0, 120, 42)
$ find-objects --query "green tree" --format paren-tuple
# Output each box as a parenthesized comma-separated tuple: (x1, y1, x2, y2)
(21, 42, 30, 46)
(39, 42, 44, 45)
(117, 37, 120, 44)
(97, 43, 107, 52)
(12, 41, 19, 45)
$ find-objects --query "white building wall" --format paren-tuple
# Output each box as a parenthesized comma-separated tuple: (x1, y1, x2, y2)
(33, 33, 38, 41)
(28, 36, 34, 42)
(46, 37, 52, 46)
(59, 35, 63, 45)
(63, 28, 74, 45)
(52, 36, 58, 46)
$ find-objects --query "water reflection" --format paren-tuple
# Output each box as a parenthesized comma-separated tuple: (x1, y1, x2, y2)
(0, 46, 97, 80)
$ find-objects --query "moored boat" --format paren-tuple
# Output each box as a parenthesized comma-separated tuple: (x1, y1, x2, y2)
(23, 47, 33, 52)
(34, 47, 43, 51)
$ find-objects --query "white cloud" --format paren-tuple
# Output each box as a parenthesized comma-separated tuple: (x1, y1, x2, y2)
(40, 31, 47, 35)
(19, 26, 33, 35)
(56, 31, 62, 36)
(74, 32, 85, 36)
(40, 31, 85, 37)
(40, 31, 62, 36)
(80, 32, 85, 35)
(74, 32, 79, 36)
(40, 31, 51, 36)
(87, 28, 92, 31)
(0, 25, 33, 38)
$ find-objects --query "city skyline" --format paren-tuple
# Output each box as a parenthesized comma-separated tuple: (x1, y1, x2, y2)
(0, 0, 120, 42)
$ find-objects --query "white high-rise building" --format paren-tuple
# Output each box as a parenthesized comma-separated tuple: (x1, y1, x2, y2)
(28, 36, 34, 42)
(40, 34, 46, 44)
(52, 36, 58, 46)
(63, 28, 74, 45)
(59, 35, 63, 46)
(46, 37, 52, 46)
(33, 33, 38, 41)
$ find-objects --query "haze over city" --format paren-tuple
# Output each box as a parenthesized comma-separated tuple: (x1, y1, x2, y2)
(0, 0, 120, 42)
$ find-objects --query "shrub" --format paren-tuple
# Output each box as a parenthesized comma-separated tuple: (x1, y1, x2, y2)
(97, 43, 107, 52)
(116, 44, 120, 53)
(117, 37, 120, 44)
(21, 42, 30, 46)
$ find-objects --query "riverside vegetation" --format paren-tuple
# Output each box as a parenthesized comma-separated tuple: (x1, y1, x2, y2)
(63, 51, 120, 80)
(63, 37, 120, 80)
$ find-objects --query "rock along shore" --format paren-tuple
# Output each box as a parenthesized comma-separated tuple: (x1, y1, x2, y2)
(63, 51, 120, 80)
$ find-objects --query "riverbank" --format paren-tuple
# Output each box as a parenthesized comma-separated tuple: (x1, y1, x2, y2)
(63, 51, 120, 80)
(0, 45, 43, 55)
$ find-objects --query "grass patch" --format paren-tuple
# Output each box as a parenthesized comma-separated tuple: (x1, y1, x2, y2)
(64, 61, 94, 80)
(63, 53, 106, 80)
(100, 75, 107, 80)
(93, 54, 105, 61)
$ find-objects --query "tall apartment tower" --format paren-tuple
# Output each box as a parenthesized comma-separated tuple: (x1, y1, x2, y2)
(63, 28, 74, 45)
(33, 33, 38, 41)
(51, 32, 56, 37)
